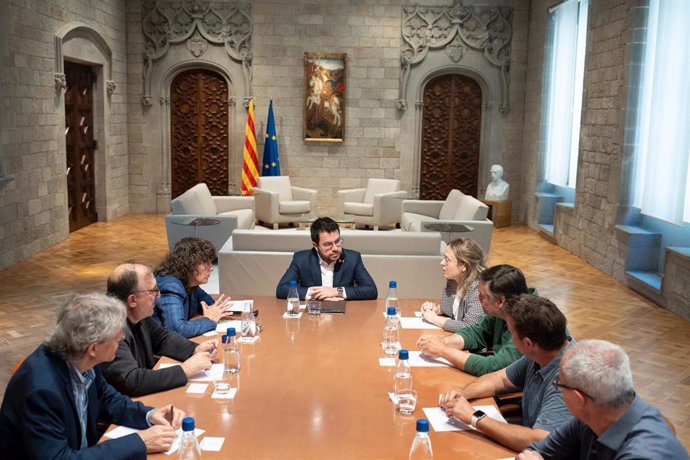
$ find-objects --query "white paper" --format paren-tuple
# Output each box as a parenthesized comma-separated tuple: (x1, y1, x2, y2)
(158, 363, 180, 370)
(414, 311, 422, 318)
(226, 300, 253, 312)
(211, 388, 238, 399)
(283, 312, 303, 319)
(103, 425, 138, 439)
(186, 383, 208, 394)
(381, 311, 402, 318)
(164, 428, 205, 455)
(379, 357, 396, 366)
(215, 320, 243, 333)
(237, 335, 259, 344)
(422, 405, 506, 432)
(400, 316, 440, 330)
(200, 436, 225, 451)
(388, 391, 399, 404)
(187, 363, 224, 382)
(202, 330, 218, 336)
(407, 350, 452, 367)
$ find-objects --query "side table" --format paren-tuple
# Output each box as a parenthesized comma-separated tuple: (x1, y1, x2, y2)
(481, 199, 511, 228)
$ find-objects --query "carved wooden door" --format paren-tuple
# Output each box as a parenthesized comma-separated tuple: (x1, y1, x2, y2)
(170, 69, 229, 198)
(419, 74, 482, 200)
(64, 61, 98, 232)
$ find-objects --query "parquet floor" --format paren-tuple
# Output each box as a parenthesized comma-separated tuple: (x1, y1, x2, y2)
(0, 214, 688, 450)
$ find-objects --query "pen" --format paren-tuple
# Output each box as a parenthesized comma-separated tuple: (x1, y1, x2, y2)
(167, 404, 175, 425)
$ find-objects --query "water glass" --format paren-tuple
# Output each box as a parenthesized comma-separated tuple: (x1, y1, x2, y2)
(307, 299, 321, 316)
(397, 389, 417, 415)
(213, 372, 231, 395)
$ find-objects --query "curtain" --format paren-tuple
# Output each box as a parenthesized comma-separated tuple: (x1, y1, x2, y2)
(634, 0, 690, 225)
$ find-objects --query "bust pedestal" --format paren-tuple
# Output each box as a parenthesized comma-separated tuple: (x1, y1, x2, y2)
(481, 199, 511, 228)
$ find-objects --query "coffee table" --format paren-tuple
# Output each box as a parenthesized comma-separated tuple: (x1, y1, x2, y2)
(168, 216, 221, 238)
(423, 222, 474, 242)
(298, 214, 356, 230)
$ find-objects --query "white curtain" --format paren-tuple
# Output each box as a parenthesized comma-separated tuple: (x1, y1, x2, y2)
(633, 0, 690, 225)
(544, 0, 588, 188)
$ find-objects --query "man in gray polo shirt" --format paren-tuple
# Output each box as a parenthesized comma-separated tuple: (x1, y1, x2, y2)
(517, 339, 688, 460)
(440, 294, 573, 452)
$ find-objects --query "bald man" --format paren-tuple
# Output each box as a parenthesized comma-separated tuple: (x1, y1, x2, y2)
(102, 263, 217, 396)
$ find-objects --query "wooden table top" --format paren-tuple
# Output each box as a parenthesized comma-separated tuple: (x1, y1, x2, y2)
(135, 297, 516, 459)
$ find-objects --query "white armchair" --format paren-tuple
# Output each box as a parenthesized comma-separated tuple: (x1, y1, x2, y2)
(165, 183, 255, 252)
(253, 176, 318, 229)
(336, 178, 408, 230)
(400, 189, 494, 253)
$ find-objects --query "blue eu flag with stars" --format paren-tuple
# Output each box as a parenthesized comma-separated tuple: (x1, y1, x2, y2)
(262, 100, 281, 176)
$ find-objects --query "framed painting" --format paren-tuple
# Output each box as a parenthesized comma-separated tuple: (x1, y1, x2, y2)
(304, 52, 346, 142)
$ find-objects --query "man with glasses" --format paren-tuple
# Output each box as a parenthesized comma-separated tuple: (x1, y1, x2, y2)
(102, 263, 217, 396)
(440, 294, 573, 452)
(0, 292, 184, 458)
(276, 217, 377, 300)
(518, 339, 688, 459)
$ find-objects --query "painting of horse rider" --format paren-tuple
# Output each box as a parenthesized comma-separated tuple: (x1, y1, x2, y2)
(304, 52, 346, 142)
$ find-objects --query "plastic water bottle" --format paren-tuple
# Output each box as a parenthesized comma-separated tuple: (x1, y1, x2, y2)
(178, 416, 201, 460)
(224, 327, 240, 373)
(383, 306, 401, 356)
(386, 280, 399, 313)
(287, 280, 300, 317)
(408, 418, 433, 460)
(394, 349, 412, 396)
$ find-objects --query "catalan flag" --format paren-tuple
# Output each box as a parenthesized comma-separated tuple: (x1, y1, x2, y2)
(262, 100, 281, 176)
(240, 99, 259, 195)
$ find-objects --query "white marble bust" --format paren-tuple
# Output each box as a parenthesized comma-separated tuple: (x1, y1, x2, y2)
(485, 164, 510, 201)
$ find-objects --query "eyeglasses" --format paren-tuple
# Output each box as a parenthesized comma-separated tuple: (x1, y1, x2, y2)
(321, 237, 343, 250)
(134, 287, 161, 298)
(552, 375, 596, 402)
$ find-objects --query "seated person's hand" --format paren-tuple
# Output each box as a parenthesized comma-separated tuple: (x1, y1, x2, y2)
(308, 286, 339, 300)
(420, 301, 439, 314)
(195, 339, 218, 361)
(421, 308, 445, 327)
(201, 296, 232, 323)
(446, 395, 474, 425)
(181, 352, 212, 377)
(439, 387, 466, 411)
(149, 404, 185, 428)
(517, 451, 545, 460)
(138, 425, 176, 453)
(416, 335, 446, 357)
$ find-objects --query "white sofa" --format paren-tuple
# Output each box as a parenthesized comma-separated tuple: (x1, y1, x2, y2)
(218, 229, 446, 299)
(165, 183, 255, 253)
(400, 189, 493, 253)
(253, 176, 318, 229)
(336, 178, 408, 230)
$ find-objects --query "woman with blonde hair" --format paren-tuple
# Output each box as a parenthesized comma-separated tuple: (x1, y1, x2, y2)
(420, 238, 487, 332)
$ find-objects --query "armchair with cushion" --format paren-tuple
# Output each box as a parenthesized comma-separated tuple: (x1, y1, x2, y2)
(253, 176, 318, 229)
(400, 189, 493, 253)
(165, 183, 255, 252)
(336, 178, 408, 230)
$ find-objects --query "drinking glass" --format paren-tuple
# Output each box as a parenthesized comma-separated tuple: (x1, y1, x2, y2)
(397, 389, 417, 415)
(307, 299, 321, 316)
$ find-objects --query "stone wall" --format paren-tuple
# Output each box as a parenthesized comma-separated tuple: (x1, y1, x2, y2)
(0, 0, 130, 270)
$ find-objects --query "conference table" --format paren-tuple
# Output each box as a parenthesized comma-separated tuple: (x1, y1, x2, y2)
(135, 297, 516, 459)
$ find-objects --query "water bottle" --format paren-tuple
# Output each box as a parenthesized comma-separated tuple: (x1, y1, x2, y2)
(178, 416, 201, 460)
(383, 306, 401, 356)
(224, 327, 240, 373)
(408, 418, 433, 460)
(241, 301, 257, 338)
(394, 349, 412, 396)
(386, 280, 399, 313)
(287, 280, 300, 317)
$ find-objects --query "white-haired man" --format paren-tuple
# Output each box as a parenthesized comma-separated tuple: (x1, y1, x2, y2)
(0, 293, 185, 459)
(518, 339, 688, 460)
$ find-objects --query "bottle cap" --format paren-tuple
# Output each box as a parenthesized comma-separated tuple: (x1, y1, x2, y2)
(226, 327, 236, 337)
(386, 306, 397, 316)
(416, 418, 429, 433)
(289, 280, 297, 288)
(398, 349, 409, 360)
(221, 334, 228, 344)
(181, 416, 195, 432)
(389, 280, 397, 288)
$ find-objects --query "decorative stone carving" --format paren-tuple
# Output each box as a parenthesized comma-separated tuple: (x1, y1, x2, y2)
(55, 73, 67, 92)
(399, 1, 513, 113)
(106, 80, 116, 97)
(142, 96, 153, 106)
(141, 1, 253, 106)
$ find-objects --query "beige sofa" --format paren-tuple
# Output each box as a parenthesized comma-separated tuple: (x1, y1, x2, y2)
(401, 189, 494, 253)
(165, 183, 255, 252)
(218, 229, 446, 299)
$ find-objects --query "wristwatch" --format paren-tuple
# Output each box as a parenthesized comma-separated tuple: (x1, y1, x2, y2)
(336, 287, 344, 298)
(470, 409, 487, 429)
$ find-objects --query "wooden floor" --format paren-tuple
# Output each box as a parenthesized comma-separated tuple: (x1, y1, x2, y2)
(0, 214, 688, 450)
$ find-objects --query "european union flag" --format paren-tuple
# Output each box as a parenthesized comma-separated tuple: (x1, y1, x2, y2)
(262, 100, 281, 176)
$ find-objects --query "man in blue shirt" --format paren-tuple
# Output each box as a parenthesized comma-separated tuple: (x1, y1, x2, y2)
(517, 339, 688, 460)
(0, 293, 185, 459)
(440, 294, 573, 452)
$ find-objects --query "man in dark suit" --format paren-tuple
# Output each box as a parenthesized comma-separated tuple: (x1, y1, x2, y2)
(0, 293, 183, 459)
(276, 217, 378, 300)
(102, 263, 217, 396)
